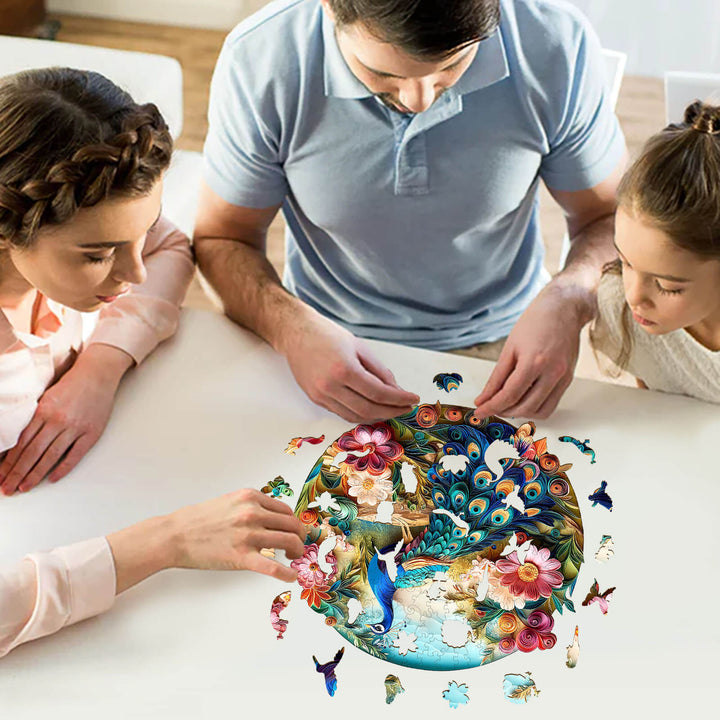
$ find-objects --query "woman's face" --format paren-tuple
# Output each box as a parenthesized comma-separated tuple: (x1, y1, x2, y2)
(4, 181, 162, 313)
(615, 207, 720, 338)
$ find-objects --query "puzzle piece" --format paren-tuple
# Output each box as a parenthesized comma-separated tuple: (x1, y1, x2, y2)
(432, 507, 469, 532)
(503, 672, 539, 704)
(588, 481, 613, 511)
(442, 681, 470, 709)
(501, 484, 526, 514)
(433, 372, 463, 392)
(346, 598, 362, 624)
(285, 434, 326, 455)
(501, 533, 532, 564)
(270, 591, 291, 640)
(558, 435, 596, 463)
(317, 535, 339, 574)
(384, 674, 405, 705)
(595, 535, 615, 563)
(582, 579, 615, 614)
(376, 500, 394, 524)
(261, 476, 293, 498)
(312, 648, 344, 697)
(565, 626, 580, 668)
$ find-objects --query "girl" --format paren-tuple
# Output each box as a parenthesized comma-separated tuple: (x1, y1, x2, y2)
(591, 101, 720, 402)
(0, 68, 305, 658)
(0, 67, 194, 493)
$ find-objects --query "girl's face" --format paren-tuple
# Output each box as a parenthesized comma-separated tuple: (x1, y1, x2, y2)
(3, 181, 162, 313)
(615, 207, 720, 338)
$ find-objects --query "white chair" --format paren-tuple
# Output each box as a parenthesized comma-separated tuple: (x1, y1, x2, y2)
(664, 71, 720, 125)
(0, 34, 203, 238)
(556, 48, 627, 270)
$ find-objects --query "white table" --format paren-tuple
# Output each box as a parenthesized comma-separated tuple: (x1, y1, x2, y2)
(0, 309, 717, 717)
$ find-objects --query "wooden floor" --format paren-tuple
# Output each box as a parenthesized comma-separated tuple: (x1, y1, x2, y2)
(50, 13, 665, 383)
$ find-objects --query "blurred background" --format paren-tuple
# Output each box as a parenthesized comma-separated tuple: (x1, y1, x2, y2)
(1, 0, 718, 382)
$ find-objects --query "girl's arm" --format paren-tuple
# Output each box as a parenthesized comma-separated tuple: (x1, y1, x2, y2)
(0, 490, 303, 659)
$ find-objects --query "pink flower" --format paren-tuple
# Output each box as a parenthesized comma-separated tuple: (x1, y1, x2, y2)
(337, 423, 403, 476)
(291, 543, 337, 588)
(496, 545, 563, 602)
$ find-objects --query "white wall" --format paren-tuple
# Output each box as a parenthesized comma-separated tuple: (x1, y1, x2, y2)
(49, 0, 720, 78)
(567, 0, 720, 77)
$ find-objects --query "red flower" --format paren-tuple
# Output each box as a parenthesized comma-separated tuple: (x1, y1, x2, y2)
(337, 423, 402, 476)
(300, 585, 332, 609)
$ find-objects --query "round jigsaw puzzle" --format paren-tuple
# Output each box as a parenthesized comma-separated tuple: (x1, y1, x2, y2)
(292, 404, 584, 670)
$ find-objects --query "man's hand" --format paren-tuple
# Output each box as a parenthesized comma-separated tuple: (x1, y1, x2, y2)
(473, 279, 595, 420)
(0, 344, 133, 495)
(279, 306, 419, 423)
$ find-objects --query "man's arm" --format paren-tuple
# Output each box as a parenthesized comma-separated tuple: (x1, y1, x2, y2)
(474, 153, 628, 419)
(194, 182, 418, 422)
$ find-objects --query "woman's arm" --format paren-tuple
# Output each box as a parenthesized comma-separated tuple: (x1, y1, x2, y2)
(0, 489, 304, 658)
(0, 219, 195, 494)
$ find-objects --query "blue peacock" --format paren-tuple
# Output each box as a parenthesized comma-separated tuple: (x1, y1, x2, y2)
(365, 420, 564, 635)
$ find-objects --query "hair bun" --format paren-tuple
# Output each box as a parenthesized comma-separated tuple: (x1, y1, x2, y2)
(685, 100, 720, 135)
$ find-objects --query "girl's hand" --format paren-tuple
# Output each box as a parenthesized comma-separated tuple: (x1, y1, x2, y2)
(0, 344, 132, 495)
(107, 489, 306, 590)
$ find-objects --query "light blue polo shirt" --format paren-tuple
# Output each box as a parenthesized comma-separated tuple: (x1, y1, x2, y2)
(203, 0, 625, 350)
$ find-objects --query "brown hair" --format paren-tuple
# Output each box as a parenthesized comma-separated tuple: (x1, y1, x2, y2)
(590, 100, 720, 371)
(327, 0, 501, 59)
(0, 67, 172, 249)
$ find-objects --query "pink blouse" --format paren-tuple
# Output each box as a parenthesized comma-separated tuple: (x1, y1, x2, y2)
(0, 216, 193, 657)
(0, 216, 194, 453)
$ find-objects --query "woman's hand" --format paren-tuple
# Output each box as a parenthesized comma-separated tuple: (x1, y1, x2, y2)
(107, 489, 306, 590)
(0, 344, 133, 495)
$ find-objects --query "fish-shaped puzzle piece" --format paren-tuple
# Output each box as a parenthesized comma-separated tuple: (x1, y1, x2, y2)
(270, 591, 291, 639)
(312, 647, 345, 696)
(558, 435, 596, 463)
(588, 480, 613, 511)
(384, 674, 405, 704)
(433, 372, 463, 392)
(582, 579, 615, 614)
(565, 626, 580, 668)
(503, 672, 539, 704)
(285, 434, 326, 455)
(442, 680, 470, 709)
(261, 475, 293, 498)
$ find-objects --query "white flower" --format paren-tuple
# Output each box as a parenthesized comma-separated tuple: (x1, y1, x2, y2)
(347, 468, 393, 506)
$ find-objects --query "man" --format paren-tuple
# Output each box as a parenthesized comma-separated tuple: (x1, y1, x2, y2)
(194, 0, 627, 421)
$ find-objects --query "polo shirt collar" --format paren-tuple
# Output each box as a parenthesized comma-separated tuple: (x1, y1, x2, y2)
(323, 10, 509, 101)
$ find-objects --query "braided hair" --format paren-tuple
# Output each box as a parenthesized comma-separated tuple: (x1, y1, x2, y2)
(0, 67, 172, 248)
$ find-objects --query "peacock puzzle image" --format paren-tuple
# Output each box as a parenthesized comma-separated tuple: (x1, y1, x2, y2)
(291, 404, 584, 670)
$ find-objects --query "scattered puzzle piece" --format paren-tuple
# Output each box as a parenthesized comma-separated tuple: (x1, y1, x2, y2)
(558, 436, 596, 463)
(582, 579, 615, 614)
(565, 626, 580, 668)
(588, 480, 613, 511)
(384, 674, 405, 704)
(285, 434, 326, 455)
(261, 475, 293, 498)
(270, 591, 291, 639)
(443, 680, 470, 709)
(595, 535, 615, 563)
(312, 648, 344, 697)
(503, 672, 539, 704)
(433, 372, 463, 392)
